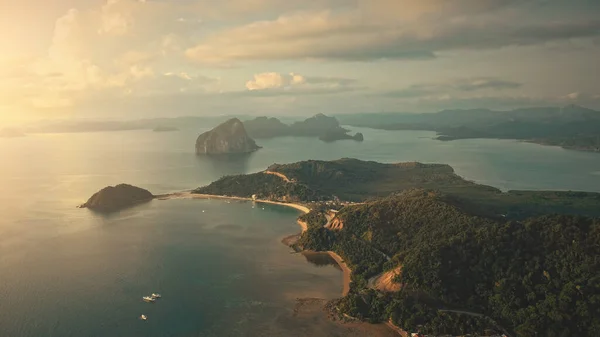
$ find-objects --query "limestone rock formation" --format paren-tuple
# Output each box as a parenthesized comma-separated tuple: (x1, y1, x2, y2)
(195, 118, 261, 154)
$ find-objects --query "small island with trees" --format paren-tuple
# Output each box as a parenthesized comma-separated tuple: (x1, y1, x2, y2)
(80, 184, 154, 213)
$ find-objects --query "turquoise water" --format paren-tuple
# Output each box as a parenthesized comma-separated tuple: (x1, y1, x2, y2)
(1, 127, 599, 336)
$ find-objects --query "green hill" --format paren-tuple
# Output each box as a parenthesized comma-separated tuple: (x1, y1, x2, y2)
(195, 158, 600, 335)
(305, 190, 600, 336)
(195, 158, 600, 219)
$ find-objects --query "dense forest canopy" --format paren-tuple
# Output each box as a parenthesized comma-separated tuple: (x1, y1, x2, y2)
(300, 190, 600, 336)
(196, 159, 600, 335)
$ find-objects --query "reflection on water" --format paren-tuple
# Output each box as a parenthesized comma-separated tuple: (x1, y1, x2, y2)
(301, 251, 342, 271)
(195, 152, 255, 178)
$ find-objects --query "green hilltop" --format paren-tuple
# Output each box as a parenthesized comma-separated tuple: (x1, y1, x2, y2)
(193, 158, 600, 336)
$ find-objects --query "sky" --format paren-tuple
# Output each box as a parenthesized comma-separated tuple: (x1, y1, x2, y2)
(1, 0, 600, 123)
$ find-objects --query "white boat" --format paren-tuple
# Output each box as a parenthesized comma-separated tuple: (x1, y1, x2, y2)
(151, 293, 161, 299)
(140, 314, 147, 320)
(142, 296, 156, 302)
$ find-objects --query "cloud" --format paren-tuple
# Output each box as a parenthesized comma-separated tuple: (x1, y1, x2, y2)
(243, 72, 359, 96)
(2, 0, 600, 121)
(563, 92, 582, 100)
(454, 78, 522, 91)
(246, 72, 305, 90)
(186, 1, 600, 64)
(127, 72, 220, 96)
(2, 0, 216, 112)
(559, 92, 600, 106)
(383, 77, 522, 98)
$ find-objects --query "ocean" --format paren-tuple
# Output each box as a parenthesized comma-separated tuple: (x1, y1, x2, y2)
(1, 127, 599, 336)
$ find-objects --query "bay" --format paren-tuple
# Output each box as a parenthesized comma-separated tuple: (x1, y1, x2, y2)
(0, 126, 599, 336)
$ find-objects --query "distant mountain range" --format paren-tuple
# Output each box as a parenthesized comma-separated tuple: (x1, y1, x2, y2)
(13, 105, 600, 152)
(337, 104, 600, 152)
(243, 113, 363, 142)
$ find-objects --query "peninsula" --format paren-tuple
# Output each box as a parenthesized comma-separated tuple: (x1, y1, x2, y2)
(83, 158, 600, 336)
(191, 158, 600, 336)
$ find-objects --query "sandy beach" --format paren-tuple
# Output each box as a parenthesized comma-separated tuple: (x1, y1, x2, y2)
(326, 251, 352, 296)
(159, 191, 310, 213)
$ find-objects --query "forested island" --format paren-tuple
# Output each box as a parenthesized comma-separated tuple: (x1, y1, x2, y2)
(338, 105, 600, 152)
(80, 184, 154, 212)
(243, 114, 364, 142)
(194, 158, 600, 336)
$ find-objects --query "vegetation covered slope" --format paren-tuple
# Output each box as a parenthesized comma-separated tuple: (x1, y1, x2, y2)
(243, 114, 361, 141)
(300, 190, 600, 336)
(193, 171, 325, 202)
(267, 158, 498, 202)
(81, 184, 154, 212)
(195, 158, 600, 219)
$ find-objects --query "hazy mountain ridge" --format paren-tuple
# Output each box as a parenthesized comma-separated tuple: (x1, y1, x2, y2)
(244, 113, 361, 142)
(338, 105, 600, 152)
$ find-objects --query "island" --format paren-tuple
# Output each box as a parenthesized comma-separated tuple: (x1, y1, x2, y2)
(288, 113, 344, 137)
(242, 116, 290, 138)
(244, 113, 362, 141)
(319, 129, 364, 142)
(152, 126, 179, 132)
(338, 104, 600, 152)
(80, 184, 154, 212)
(192, 158, 600, 336)
(195, 118, 261, 155)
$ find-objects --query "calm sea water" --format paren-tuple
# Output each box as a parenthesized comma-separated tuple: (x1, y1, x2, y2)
(1, 127, 599, 336)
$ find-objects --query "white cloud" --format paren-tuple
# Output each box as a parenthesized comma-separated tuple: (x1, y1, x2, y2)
(243, 72, 358, 95)
(0, 0, 216, 112)
(246, 72, 305, 90)
(564, 92, 581, 100)
(186, 1, 600, 64)
(2, 0, 600, 120)
(383, 77, 522, 99)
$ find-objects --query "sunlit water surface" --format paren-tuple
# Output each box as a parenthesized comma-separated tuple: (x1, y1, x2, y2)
(1, 127, 599, 336)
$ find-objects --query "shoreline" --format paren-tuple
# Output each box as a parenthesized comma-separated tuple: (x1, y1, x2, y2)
(326, 251, 352, 297)
(157, 191, 351, 296)
(157, 191, 310, 213)
(158, 191, 310, 232)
